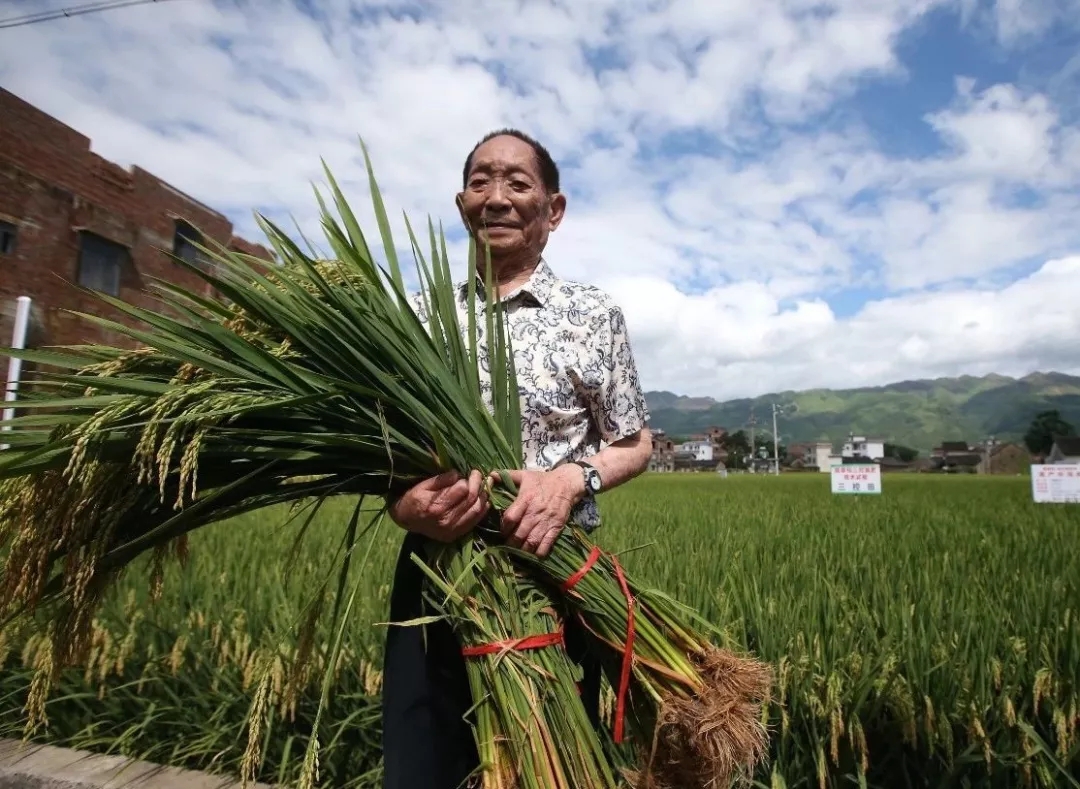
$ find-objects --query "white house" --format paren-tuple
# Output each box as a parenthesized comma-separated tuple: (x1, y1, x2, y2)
(678, 440, 713, 462)
(1047, 436, 1080, 465)
(842, 435, 885, 461)
(812, 441, 842, 472)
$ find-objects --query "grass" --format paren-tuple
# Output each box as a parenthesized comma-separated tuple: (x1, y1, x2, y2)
(2, 473, 1078, 788)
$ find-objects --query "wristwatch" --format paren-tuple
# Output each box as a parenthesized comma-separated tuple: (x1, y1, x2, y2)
(573, 460, 603, 496)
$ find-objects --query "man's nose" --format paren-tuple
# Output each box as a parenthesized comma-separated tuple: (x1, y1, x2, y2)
(485, 180, 512, 208)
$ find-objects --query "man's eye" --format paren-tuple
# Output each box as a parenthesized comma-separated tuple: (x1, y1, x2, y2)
(511, 181, 531, 190)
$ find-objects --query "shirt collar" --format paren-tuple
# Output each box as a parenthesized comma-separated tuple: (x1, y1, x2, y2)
(458, 257, 558, 308)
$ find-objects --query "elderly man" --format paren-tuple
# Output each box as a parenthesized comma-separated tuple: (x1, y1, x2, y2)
(382, 129, 652, 789)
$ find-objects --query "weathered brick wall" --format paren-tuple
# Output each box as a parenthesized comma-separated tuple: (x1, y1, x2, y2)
(0, 87, 270, 356)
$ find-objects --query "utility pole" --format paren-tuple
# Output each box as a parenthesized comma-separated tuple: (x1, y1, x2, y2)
(771, 403, 781, 476)
(983, 434, 998, 475)
(767, 402, 797, 475)
(746, 408, 757, 472)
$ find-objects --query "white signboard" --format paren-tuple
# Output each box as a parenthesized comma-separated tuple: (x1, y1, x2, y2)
(1031, 464, 1080, 503)
(831, 464, 881, 495)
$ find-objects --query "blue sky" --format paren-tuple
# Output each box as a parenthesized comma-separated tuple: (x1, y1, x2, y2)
(1, 0, 1079, 398)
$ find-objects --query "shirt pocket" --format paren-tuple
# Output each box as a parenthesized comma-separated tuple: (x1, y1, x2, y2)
(522, 349, 588, 427)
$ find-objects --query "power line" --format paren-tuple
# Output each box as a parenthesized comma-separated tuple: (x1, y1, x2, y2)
(0, 0, 186, 30)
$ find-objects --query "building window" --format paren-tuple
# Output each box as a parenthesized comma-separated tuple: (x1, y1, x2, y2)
(173, 220, 210, 271)
(77, 232, 127, 296)
(0, 221, 15, 255)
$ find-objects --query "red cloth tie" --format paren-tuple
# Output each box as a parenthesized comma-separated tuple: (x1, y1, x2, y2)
(461, 630, 565, 658)
(560, 545, 636, 744)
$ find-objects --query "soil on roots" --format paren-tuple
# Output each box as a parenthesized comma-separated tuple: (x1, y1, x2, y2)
(627, 646, 773, 789)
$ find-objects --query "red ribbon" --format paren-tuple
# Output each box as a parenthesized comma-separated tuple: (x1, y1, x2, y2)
(609, 557, 635, 743)
(461, 629, 565, 658)
(561, 545, 636, 744)
(560, 546, 602, 592)
(462, 545, 637, 744)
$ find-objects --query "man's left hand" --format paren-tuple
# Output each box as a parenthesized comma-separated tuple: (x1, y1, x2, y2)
(493, 466, 584, 558)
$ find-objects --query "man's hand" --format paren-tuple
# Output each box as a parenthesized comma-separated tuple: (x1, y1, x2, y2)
(388, 470, 489, 542)
(495, 465, 585, 558)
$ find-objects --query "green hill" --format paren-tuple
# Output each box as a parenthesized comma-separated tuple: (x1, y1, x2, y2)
(645, 372, 1080, 452)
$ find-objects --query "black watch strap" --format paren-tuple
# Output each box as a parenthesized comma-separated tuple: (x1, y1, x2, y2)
(573, 460, 602, 495)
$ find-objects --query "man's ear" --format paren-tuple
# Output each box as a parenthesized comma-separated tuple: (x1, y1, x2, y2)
(455, 192, 473, 235)
(547, 192, 567, 232)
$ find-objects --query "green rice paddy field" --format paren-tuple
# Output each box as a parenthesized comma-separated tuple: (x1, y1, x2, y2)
(2, 474, 1078, 788)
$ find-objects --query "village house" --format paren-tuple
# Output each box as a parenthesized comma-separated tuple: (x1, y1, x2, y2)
(674, 426, 729, 471)
(1047, 436, 1080, 465)
(807, 433, 909, 472)
(674, 451, 728, 472)
(930, 441, 982, 473)
(785, 443, 811, 463)
(811, 441, 842, 472)
(976, 442, 1032, 475)
(647, 425, 730, 473)
(704, 426, 727, 445)
(707, 430, 729, 465)
(932, 441, 970, 459)
(648, 429, 675, 472)
(0, 87, 271, 354)
(677, 438, 713, 462)
(842, 434, 886, 461)
(783, 443, 825, 471)
(809, 437, 883, 472)
(878, 456, 917, 472)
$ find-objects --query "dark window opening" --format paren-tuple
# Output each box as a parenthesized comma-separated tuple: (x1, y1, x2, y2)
(77, 232, 127, 296)
(0, 221, 16, 255)
(173, 220, 210, 271)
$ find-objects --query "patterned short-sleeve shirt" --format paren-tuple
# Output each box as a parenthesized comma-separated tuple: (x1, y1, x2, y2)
(412, 258, 650, 530)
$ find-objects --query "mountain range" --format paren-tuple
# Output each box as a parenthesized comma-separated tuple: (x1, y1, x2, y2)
(644, 372, 1080, 453)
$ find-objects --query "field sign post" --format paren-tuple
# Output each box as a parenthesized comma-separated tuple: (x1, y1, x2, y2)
(1030, 464, 1080, 503)
(1, 295, 31, 451)
(831, 463, 881, 495)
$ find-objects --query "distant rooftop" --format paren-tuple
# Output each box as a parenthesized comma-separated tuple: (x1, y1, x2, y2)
(1052, 436, 1080, 456)
(938, 441, 971, 453)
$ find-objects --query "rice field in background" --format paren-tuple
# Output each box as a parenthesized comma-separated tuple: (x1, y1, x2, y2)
(2, 474, 1078, 788)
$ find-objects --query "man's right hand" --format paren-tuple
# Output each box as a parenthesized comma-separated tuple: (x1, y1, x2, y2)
(387, 470, 489, 542)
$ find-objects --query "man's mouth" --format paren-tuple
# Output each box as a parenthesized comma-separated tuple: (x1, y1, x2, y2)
(483, 221, 516, 229)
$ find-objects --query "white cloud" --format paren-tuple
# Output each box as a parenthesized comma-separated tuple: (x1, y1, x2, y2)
(1, 0, 1079, 401)
(610, 256, 1080, 398)
(989, 0, 1080, 45)
(924, 80, 1060, 182)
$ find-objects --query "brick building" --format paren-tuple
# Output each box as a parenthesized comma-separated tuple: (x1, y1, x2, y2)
(0, 87, 270, 354)
(648, 430, 675, 472)
(976, 442, 1032, 475)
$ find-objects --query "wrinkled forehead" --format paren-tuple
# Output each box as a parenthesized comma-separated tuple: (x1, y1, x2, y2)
(467, 136, 543, 181)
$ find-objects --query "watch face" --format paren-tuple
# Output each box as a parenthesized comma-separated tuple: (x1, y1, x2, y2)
(587, 470, 602, 491)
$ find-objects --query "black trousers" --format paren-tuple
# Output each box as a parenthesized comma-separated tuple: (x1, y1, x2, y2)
(381, 532, 601, 789)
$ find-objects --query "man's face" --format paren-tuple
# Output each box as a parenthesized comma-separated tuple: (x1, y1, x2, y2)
(457, 135, 565, 261)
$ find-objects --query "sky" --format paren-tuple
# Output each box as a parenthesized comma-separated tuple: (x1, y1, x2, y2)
(1, 0, 1079, 400)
